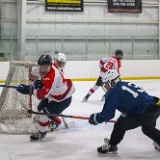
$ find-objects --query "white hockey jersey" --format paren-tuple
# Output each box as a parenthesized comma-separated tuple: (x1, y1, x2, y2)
(52, 62, 65, 75)
(33, 65, 74, 102)
(99, 56, 122, 77)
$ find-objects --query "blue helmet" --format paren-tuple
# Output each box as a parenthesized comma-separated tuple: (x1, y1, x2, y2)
(38, 55, 52, 66)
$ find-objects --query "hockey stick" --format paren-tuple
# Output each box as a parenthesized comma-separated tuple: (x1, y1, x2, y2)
(0, 85, 17, 89)
(27, 109, 116, 123)
(0, 84, 75, 126)
(61, 114, 75, 128)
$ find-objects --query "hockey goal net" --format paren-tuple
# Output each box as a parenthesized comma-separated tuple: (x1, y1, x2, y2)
(0, 61, 40, 134)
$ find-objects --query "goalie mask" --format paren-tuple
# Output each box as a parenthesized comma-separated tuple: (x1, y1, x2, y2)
(37, 54, 52, 76)
(54, 53, 66, 68)
(102, 69, 120, 92)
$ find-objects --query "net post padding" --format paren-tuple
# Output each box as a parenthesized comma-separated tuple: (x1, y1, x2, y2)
(0, 61, 40, 134)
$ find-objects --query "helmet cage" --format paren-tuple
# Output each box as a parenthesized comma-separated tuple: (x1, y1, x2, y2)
(102, 70, 120, 88)
(55, 53, 66, 63)
(54, 53, 66, 67)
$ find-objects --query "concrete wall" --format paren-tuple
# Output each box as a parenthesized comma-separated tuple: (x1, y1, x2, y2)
(0, 60, 160, 82)
(0, 0, 159, 61)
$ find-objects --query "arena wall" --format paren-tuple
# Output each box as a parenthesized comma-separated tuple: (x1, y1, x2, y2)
(0, 60, 160, 83)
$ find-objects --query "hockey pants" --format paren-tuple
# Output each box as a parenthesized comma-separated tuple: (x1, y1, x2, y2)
(37, 97, 72, 133)
(110, 104, 160, 146)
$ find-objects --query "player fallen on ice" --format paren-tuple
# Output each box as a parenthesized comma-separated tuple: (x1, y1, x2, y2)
(82, 49, 123, 102)
(16, 54, 75, 140)
(89, 69, 160, 154)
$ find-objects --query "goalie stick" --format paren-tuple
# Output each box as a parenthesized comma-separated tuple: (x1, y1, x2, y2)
(27, 109, 116, 122)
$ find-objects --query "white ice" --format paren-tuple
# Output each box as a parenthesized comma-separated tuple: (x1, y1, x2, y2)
(0, 80, 160, 160)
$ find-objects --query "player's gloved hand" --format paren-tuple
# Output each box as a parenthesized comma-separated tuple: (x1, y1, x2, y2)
(16, 84, 33, 95)
(89, 113, 99, 125)
(34, 80, 43, 90)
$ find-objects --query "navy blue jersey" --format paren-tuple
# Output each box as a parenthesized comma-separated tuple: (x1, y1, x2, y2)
(96, 81, 156, 122)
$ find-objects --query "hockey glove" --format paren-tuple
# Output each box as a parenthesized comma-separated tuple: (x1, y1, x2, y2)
(34, 80, 43, 90)
(16, 84, 33, 95)
(89, 113, 100, 125)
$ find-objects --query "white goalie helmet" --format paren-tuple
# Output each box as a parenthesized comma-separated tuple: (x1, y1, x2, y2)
(55, 53, 66, 64)
(102, 69, 120, 86)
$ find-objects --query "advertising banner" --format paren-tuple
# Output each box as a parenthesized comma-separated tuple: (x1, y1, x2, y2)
(46, 0, 83, 12)
(108, 0, 142, 13)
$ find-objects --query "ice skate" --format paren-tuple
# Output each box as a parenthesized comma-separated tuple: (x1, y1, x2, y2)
(97, 138, 118, 154)
(49, 120, 59, 132)
(82, 94, 90, 102)
(30, 131, 47, 140)
(153, 142, 160, 151)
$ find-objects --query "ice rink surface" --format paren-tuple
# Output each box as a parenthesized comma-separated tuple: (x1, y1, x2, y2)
(0, 80, 160, 160)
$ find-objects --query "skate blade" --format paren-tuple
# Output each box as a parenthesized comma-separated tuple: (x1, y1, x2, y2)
(30, 137, 46, 141)
(97, 151, 117, 155)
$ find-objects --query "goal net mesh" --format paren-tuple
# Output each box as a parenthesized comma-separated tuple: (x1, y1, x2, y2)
(0, 61, 40, 134)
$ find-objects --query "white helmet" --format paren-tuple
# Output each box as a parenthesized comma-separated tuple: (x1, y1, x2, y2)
(54, 53, 66, 64)
(102, 69, 120, 87)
